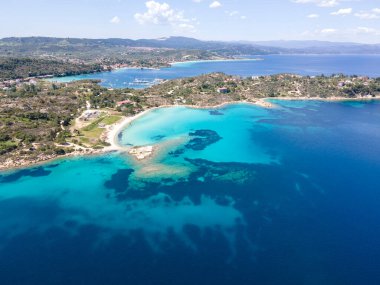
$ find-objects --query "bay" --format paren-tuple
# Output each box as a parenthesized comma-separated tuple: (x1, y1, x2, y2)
(1, 100, 380, 284)
(50, 54, 380, 88)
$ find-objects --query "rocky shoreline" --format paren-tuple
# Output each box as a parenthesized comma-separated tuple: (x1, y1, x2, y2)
(0, 147, 106, 172)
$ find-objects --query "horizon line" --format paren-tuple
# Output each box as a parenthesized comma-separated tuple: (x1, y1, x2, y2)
(0, 35, 379, 45)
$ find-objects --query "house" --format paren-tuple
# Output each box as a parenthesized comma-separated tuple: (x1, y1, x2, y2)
(217, 87, 230, 94)
(338, 82, 345, 88)
(116, 100, 133, 106)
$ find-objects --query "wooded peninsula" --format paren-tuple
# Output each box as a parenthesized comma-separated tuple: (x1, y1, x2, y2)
(1, 72, 379, 169)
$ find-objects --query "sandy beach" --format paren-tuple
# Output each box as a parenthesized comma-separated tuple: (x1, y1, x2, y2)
(79, 95, 380, 155)
(1, 96, 378, 172)
(103, 110, 153, 151)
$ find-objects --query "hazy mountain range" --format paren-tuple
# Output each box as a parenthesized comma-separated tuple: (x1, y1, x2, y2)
(1, 36, 380, 56)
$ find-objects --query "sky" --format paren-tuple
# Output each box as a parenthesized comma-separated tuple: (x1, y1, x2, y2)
(1, 0, 380, 43)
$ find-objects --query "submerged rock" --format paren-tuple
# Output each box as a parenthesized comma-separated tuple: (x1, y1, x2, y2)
(185, 129, 222, 151)
(209, 110, 224, 116)
(168, 148, 185, 157)
(104, 168, 134, 194)
(0, 167, 52, 183)
(151, 135, 166, 141)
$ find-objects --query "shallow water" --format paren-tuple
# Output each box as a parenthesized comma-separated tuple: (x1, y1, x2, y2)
(50, 54, 380, 88)
(1, 101, 380, 285)
(119, 104, 276, 164)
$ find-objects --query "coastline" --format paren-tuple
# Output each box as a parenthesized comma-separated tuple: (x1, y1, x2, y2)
(1, 97, 379, 173)
(107, 98, 275, 147)
(0, 148, 110, 173)
(104, 108, 159, 151)
(169, 57, 263, 66)
(268, 95, 380, 102)
(46, 57, 251, 84)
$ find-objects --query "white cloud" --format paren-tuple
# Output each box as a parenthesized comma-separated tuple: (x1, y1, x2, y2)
(300, 28, 338, 38)
(177, 23, 196, 32)
(292, 0, 340, 8)
(320, 28, 338, 34)
(228, 10, 239, 16)
(225, 10, 246, 20)
(331, 8, 352, 16)
(354, 8, 380, 20)
(354, 27, 380, 35)
(135, 1, 196, 32)
(307, 14, 320, 18)
(302, 27, 380, 41)
(355, 12, 379, 19)
(193, 0, 203, 2)
(210, 1, 222, 8)
(110, 16, 121, 24)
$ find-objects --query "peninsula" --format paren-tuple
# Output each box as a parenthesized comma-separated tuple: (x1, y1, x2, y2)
(1, 72, 379, 170)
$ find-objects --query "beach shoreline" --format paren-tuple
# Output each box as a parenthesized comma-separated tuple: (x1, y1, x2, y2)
(1, 97, 379, 172)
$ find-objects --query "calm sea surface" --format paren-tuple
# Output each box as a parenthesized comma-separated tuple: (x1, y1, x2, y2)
(50, 54, 380, 88)
(1, 100, 380, 284)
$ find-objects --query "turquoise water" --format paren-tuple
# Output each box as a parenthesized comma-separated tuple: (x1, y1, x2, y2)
(50, 54, 380, 88)
(119, 104, 276, 164)
(1, 100, 380, 284)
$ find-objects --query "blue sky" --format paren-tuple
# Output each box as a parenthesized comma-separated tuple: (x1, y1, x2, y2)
(1, 0, 380, 43)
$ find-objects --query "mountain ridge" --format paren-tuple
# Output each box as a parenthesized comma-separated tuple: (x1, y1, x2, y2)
(1, 36, 380, 55)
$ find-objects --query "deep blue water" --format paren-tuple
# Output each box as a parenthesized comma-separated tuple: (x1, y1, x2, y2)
(1, 100, 380, 285)
(50, 55, 380, 88)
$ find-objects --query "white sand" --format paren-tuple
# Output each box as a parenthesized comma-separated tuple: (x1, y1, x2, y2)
(104, 109, 154, 152)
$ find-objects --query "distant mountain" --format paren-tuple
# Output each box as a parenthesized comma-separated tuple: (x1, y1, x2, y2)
(0, 36, 282, 56)
(134, 36, 280, 53)
(246, 40, 362, 49)
(242, 40, 380, 54)
(137, 36, 210, 49)
(1, 36, 380, 56)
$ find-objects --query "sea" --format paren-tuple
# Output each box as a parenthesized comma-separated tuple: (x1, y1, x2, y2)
(50, 54, 380, 89)
(2, 55, 380, 285)
(1, 99, 380, 284)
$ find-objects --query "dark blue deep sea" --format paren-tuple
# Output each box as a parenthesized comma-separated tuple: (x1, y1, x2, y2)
(1, 100, 380, 285)
(51, 54, 380, 88)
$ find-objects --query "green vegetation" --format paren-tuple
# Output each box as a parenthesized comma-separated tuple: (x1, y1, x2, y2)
(1, 73, 379, 169)
(0, 37, 273, 62)
(77, 114, 121, 147)
(102, 115, 122, 125)
(137, 73, 380, 108)
(0, 141, 17, 155)
(0, 57, 104, 80)
(0, 80, 87, 166)
(0, 37, 234, 81)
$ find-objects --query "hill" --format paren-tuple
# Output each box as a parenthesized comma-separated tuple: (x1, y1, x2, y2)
(2, 37, 380, 57)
